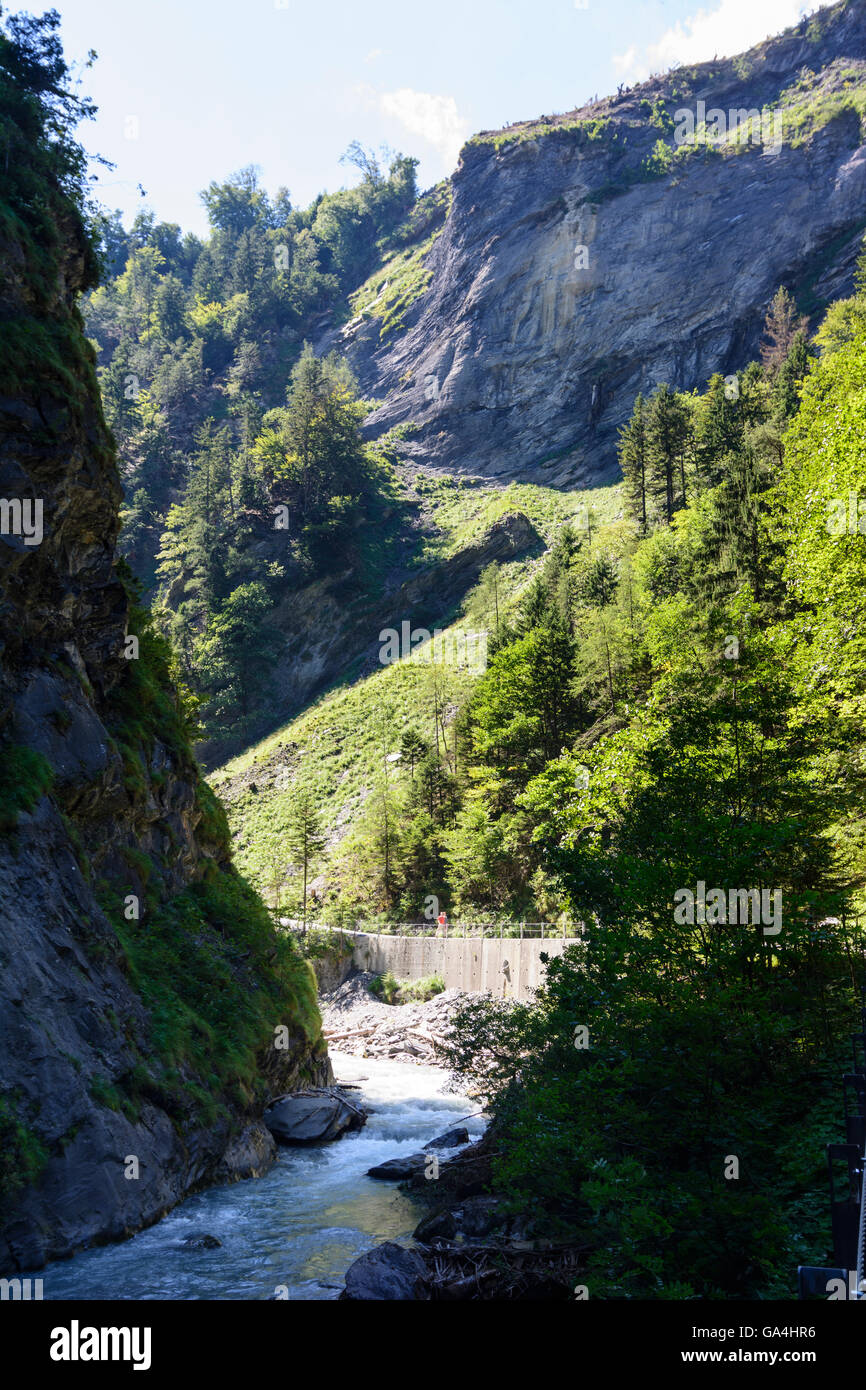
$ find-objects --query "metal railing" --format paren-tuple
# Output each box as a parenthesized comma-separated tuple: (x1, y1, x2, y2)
(282, 918, 583, 940)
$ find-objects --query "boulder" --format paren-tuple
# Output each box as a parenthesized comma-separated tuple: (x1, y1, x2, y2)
(367, 1127, 470, 1179)
(264, 1092, 365, 1146)
(367, 1152, 428, 1181)
(214, 1122, 276, 1181)
(178, 1234, 222, 1250)
(429, 1126, 470, 1150)
(340, 1242, 431, 1300)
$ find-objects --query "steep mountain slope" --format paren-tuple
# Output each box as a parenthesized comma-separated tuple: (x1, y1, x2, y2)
(81, 1, 866, 775)
(210, 478, 623, 911)
(338, 0, 866, 483)
(0, 15, 326, 1275)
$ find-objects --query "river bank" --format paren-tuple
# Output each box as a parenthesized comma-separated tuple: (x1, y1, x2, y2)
(36, 1053, 485, 1300)
(319, 970, 486, 1065)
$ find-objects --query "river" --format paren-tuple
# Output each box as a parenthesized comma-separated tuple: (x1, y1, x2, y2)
(39, 1053, 485, 1301)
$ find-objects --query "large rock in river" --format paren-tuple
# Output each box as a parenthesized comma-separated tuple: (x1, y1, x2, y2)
(264, 1092, 364, 1145)
(340, 1242, 431, 1301)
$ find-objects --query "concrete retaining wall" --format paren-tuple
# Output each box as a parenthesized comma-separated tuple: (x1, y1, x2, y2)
(342, 931, 568, 1001)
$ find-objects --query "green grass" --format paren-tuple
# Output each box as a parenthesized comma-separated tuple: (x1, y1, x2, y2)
(775, 72, 866, 149)
(349, 230, 440, 340)
(0, 1095, 48, 1208)
(0, 743, 54, 833)
(408, 477, 621, 568)
(212, 653, 479, 896)
(370, 970, 445, 1005)
(465, 115, 614, 155)
(106, 870, 323, 1125)
(210, 478, 623, 904)
(343, 180, 451, 342)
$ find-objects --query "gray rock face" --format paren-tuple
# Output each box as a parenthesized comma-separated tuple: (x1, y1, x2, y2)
(213, 1123, 278, 1182)
(0, 122, 329, 1276)
(340, 1242, 431, 1301)
(340, 3, 866, 485)
(264, 1092, 366, 1145)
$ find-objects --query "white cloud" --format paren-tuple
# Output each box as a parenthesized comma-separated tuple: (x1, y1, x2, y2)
(378, 88, 469, 168)
(613, 0, 833, 83)
(365, 49, 384, 63)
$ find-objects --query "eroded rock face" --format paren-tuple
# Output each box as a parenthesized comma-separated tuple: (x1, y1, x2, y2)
(342, 2, 866, 485)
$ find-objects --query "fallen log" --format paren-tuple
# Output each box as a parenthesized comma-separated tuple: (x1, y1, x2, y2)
(407, 1027, 449, 1048)
(323, 1026, 378, 1043)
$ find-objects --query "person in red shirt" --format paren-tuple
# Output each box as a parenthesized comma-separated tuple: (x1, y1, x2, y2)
(437, 910, 448, 938)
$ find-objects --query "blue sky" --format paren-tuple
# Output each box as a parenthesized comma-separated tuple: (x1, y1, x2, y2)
(33, 0, 829, 237)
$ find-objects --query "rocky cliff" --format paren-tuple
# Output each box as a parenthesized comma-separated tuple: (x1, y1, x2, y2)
(339, 0, 866, 485)
(0, 39, 328, 1275)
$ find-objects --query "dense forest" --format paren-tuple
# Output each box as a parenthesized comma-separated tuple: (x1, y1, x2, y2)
(248, 286, 862, 935)
(434, 278, 866, 1296)
(86, 152, 441, 744)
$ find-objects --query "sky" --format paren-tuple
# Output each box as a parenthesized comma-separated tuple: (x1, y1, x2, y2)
(29, 0, 833, 238)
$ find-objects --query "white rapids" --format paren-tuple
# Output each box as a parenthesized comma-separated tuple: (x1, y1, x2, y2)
(38, 1053, 485, 1301)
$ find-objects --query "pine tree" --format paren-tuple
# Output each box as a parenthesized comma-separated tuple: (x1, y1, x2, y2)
(399, 727, 429, 778)
(618, 393, 650, 531)
(760, 287, 807, 377)
(582, 553, 619, 608)
(773, 330, 812, 421)
(284, 788, 326, 933)
(647, 385, 691, 524)
(693, 374, 742, 490)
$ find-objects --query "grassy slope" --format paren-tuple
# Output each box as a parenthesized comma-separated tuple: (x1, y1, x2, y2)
(343, 181, 451, 341)
(211, 477, 622, 901)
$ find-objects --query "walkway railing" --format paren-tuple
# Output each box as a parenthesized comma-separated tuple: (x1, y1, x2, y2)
(282, 919, 583, 940)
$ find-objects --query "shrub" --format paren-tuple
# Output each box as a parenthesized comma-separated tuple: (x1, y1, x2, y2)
(0, 743, 54, 832)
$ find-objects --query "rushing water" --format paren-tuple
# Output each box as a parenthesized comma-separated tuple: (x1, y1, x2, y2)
(39, 1053, 485, 1301)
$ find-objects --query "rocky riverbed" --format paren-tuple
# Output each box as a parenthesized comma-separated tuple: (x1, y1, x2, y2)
(323, 972, 584, 1300)
(320, 970, 484, 1065)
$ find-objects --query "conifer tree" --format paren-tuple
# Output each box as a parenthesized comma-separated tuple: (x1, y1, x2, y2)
(284, 788, 326, 933)
(760, 286, 807, 376)
(647, 384, 691, 523)
(618, 392, 650, 531)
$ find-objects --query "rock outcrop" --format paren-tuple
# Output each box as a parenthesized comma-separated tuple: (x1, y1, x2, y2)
(0, 54, 328, 1274)
(339, 0, 866, 485)
(367, 1127, 470, 1182)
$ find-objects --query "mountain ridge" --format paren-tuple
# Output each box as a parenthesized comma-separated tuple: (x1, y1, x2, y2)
(337, 0, 866, 484)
